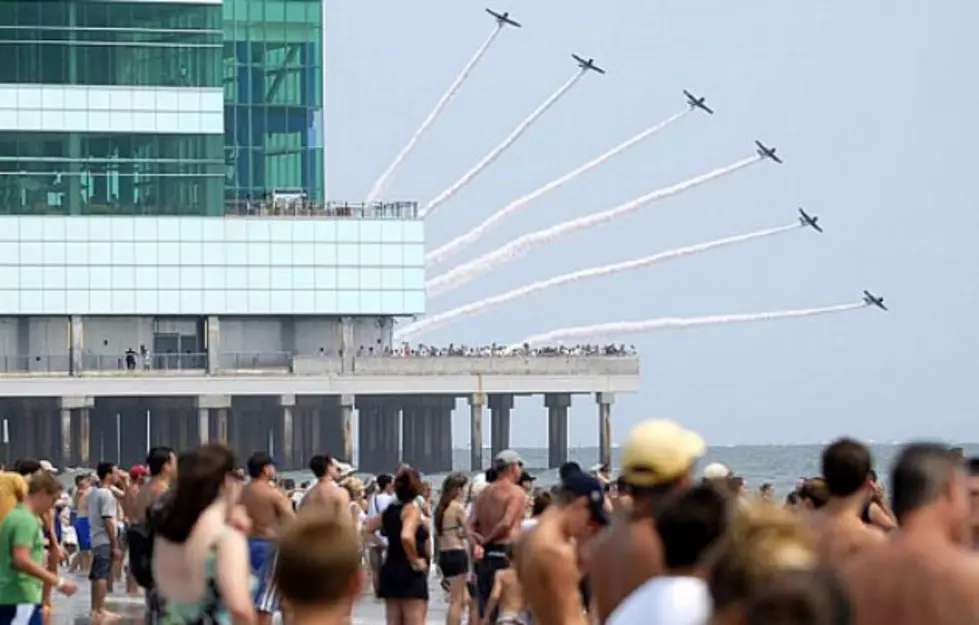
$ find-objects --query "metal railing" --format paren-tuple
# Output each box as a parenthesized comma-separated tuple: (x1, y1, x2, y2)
(224, 200, 419, 219)
(219, 351, 292, 370)
(0, 350, 637, 375)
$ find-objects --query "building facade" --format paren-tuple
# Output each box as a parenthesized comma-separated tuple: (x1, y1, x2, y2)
(0, 0, 424, 378)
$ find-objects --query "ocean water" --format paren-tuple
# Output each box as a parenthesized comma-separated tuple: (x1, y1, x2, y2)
(282, 443, 974, 496)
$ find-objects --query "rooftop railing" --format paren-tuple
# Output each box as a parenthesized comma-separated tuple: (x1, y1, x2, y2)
(224, 200, 419, 219)
(0, 351, 638, 376)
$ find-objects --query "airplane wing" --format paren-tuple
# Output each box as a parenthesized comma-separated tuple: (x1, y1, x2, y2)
(702, 103, 714, 114)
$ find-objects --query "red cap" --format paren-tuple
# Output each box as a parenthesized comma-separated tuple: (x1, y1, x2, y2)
(129, 465, 148, 480)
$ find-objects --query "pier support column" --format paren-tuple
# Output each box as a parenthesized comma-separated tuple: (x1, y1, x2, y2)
(60, 396, 93, 467)
(278, 395, 296, 470)
(469, 394, 485, 470)
(196, 395, 231, 446)
(424, 396, 454, 473)
(69, 315, 83, 376)
(545, 393, 571, 469)
(489, 394, 513, 461)
(206, 316, 220, 375)
(357, 397, 400, 474)
(401, 400, 422, 470)
(340, 395, 354, 463)
(596, 392, 614, 469)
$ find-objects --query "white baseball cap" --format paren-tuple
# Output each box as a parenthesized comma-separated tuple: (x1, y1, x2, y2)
(702, 462, 731, 480)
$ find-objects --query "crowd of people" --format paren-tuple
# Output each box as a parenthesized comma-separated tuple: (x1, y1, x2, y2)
(0, 424, 974, 625)
(372, 343, 638, 357)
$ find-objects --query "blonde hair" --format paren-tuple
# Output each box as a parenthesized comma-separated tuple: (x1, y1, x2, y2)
(341, 477, 364, 498)
(708, 501, 817, 610)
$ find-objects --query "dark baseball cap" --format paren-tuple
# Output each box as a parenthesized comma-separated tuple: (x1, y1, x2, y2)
(561, 471, 609, 526)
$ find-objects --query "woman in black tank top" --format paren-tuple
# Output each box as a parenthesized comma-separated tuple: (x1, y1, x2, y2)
(362, 468, 430, 625)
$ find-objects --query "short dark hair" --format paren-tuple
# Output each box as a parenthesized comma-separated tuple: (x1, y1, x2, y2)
(967, 457, 979, 476)
(146, 447, 174, 477)
(376, 474, 393, 490)
(484, 468, 497, 483)
(309, 455, 333, 479)
(559, 462, 582, 482)
(821, 438, 872, 498)
(657, 484, 729, 569)
(13, 459, 40, 476)
(96, 462, 115, 482)
(29, 471, 63, 496)
(275, 514, 362, 606)
(799, 478, 829, 509)
(394, 468, 422, 503)
(247, 452, 274, 479)
(891, 443, 961, 522)
(531, 491, 552, 516)
(760, 483, 773, 492)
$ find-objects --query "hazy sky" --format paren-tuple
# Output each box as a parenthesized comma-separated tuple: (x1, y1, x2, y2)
(326, 1, 979, 448)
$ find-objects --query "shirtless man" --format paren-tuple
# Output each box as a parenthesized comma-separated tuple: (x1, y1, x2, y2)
(483, 545, 526, 625)
(240, 451, 295, 625)
(70, 474, 92, 574)
(120, 465, 148, 594)
(842, 443, 979, 625)
(806, 438, 886, 567)
(517, 472, 609, 625)
(298, 454, 350, 519)
(470, 450, 529, 620)
(588, 420, 705, 624)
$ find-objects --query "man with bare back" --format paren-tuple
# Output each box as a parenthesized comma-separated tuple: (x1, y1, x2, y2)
(843, 443, 979, 625)
(470, 450, 528, 620)
(298, 454, 350, 520)
(240, 451, 295, 625)
(517, 471, 609, 625)
(807, 438, 886, 568)
(588, 420, 705, 624)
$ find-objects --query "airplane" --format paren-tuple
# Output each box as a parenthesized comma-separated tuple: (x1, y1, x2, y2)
(798, 208, 823, 233)
(572, 54, 606, 75)
(863, 290, 888, 311)
(683, 90, 714, 115)
(755, 140, 783, 164)
(485, 8, 521, 28)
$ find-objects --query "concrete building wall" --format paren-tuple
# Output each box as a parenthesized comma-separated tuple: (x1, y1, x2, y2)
(82, 317, 155, 358)
(220, 317, 286, 355)
(294, 318, 343, 355)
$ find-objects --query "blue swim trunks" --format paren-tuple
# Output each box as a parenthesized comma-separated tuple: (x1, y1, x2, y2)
(74, 516, 91, 551)
(248, 538, 279, 613)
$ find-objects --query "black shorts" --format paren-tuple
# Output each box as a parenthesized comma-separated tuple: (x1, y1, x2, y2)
(580, 577, 592, 611)
(438, 549, 469, 578)
(90, 544, 112, 581)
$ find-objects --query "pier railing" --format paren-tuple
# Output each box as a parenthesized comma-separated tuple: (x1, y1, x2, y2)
(0, 352, 639, 377)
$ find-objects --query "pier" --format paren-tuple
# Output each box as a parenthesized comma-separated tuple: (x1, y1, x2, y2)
(0, 352, 639, 473)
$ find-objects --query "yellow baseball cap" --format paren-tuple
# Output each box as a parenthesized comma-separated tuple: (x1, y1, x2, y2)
(620, 420, 706, 487)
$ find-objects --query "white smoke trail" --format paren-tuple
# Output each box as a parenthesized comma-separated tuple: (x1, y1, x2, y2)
(426, 109, 692, 267)
(364, 27, 505, 204)
(399, 223, 800, 341)
(427, 154, 761, 297)
(512, 302, 868, 349)
(421, 70, 586, 218)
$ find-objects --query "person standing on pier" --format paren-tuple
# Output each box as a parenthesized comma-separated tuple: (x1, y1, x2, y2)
(240, 452, 294, 625)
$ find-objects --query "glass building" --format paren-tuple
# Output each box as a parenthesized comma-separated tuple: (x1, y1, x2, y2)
(222, 0, 324, 205)
(0, 0, 226, 216)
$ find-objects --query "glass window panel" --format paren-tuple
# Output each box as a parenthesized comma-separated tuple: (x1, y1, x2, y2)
(334, 290, 357, 314)
(66, 266, 89, 289)
(43, 290, 67, 314)
(180, 266, 203, 290)
(336, 243, 358, 265)
(110, 290, 134, 314)
(380, 244, 403, 267)
(292, 290, 314, 314)
(292, 242, 314, 265)
(336, 268, 357, 290)
(247, 290, 269, 314)
(202, 289, 224, 314)
(360, 244, 381, 266)
(270, 267, 292, 290)
(402, 244, 424, 266)
(180, 291, 202, 314)
(315, 290, 338, 313)
(270, 242, 292, 266)
(0, 267, 18, 289)
(155, 266, 179, 289)
(360, 290, 381, 313)
(248, 266, 270, 289)
(202, 266, 223, 290)
(404, 290, 425, 314)
(380, 292, 403, 314)
(134, 290, 157, 314)
(292, 267, 313, 289)
(110, 266, 135, 290)
(225, 266, 247, 289)
(42, 266, 65, 289)
(0, 132, 224, 216)
(314, 267, 336, 289)
(359, 267, 381, 290)
(135, 266, 157, 289)
(88, 266, 110, 289)
(20, 242, 43, 265)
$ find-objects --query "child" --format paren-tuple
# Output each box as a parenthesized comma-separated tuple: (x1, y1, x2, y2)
(482, 545, 528, 625)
